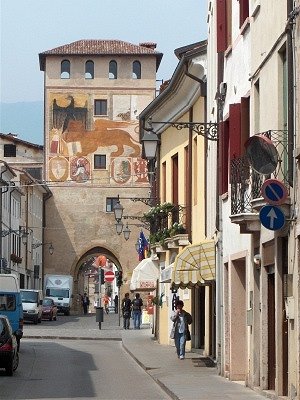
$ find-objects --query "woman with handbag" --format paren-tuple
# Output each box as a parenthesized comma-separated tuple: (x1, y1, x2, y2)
(170, 300, 192, 360)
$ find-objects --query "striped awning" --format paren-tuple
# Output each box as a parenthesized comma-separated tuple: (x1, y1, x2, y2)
(172, 240, 215, 288)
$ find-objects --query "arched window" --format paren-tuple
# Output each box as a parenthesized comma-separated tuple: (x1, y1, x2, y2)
(109, 60, 117, 79)
(61, 60, 70, 79)
(132, 60, 141, 79)
(85, 60, 94, 79)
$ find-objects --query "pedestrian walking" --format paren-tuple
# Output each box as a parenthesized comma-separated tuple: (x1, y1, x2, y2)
(82, 293, 90, 315)
(170, 300, 192, 360)
(132, 293, 143, 329)
(121, 293, 132, 329)
(114, 294, 118, 314)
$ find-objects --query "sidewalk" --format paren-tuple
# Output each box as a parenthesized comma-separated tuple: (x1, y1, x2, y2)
(23, 313, 267, 400)
(122, 327, 266, 400)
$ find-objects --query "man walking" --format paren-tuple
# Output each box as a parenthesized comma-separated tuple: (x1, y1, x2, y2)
(82, 293, 90, 315)
(121, 293, 132, 329)
(132, 293, 143, 329)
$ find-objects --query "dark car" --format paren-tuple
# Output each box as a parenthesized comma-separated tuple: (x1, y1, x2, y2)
(42, 298, 58, 321)
(0, 315, 19, 375)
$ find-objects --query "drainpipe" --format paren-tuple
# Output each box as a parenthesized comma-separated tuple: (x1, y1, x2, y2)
(287, 0, 295, 186)
(0, 162, 10, 264)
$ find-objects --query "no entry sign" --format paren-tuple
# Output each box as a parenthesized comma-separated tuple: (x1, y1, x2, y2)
(104, 271, 115, 282)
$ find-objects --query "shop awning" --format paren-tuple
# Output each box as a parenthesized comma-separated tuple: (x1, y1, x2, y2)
(160, 263, 174, 283)
(130, 258, 159, 291)
(172, 240, 215, 288)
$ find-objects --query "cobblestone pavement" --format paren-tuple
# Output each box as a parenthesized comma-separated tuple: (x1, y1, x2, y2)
(23, 312, 270, 400)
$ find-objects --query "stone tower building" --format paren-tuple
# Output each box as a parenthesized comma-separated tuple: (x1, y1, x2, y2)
(39, 40, 162, 311)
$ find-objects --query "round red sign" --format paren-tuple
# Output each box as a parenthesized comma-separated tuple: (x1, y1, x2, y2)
(104, 271, 115, 282)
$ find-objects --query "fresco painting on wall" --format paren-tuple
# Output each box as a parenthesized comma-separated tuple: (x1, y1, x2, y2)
(70, 157, 90, 183)
(48, 156, 69, 182)
(48, 94, 148, 186)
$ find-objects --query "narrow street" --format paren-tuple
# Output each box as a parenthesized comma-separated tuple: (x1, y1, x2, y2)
(0, 312, 267, 400)
(0, 313, 170, 400)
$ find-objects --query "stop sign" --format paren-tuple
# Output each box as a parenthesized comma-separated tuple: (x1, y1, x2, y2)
(104, 271, 115, 282)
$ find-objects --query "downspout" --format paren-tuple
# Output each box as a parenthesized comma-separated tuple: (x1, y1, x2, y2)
(0, 162, 10, 262)
(184, 61, 205, 242)
(287, 0, 295, 186)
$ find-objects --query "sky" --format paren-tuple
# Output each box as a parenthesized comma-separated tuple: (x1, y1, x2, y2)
(0, 0, 207, 142)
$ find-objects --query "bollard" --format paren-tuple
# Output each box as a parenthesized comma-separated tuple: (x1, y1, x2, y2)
(95, 307, 104, 330)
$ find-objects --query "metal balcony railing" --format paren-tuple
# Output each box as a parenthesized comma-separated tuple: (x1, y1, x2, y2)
(230, 130, 289, 215)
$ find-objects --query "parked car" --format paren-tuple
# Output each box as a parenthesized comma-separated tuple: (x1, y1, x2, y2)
(0, 315, 19, 376)
(42, 298, 58, 321)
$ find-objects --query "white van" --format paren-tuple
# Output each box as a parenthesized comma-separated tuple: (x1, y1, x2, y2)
(20, 289, 43, 324)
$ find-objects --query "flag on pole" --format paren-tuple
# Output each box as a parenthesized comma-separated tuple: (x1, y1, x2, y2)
(138, 230, 149, 261)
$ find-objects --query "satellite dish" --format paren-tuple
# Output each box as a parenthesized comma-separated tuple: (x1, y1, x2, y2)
(245, 135, 278, 175)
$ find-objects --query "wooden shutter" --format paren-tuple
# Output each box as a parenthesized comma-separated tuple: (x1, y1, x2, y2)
(229, 103, 241, 160)
(218, 120, 229, 194)
(217, 0, 227, 52)
(239, 0, 249, 27)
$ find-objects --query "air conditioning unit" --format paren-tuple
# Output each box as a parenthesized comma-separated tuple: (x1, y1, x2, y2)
(219, 82, 227, 97)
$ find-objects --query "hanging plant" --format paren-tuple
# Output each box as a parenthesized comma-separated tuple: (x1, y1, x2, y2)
(10, 253, 22, 264)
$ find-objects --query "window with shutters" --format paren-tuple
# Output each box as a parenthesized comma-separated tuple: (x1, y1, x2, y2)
(218, 120, 229, 194)
(4, 144, 16, 157)
(94, 154, 106, 169)
(94, 100, 107, 116)
(239, 0, 249, 28)
(217, 0, 232, 53)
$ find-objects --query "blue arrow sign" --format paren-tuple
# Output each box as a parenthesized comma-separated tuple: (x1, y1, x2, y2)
(261, 179, 288, 205)
(259, 205, 286, 231)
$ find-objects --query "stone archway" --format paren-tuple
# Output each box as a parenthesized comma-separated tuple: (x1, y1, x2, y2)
(71, 246, 121, 314)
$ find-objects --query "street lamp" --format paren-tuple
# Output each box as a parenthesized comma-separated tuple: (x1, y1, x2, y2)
(141, 131, 160, 160)
(113, 195, 124, 221)
(115, 221, 124, 235)
(123, 224, 131, 241)
(32, 242, 54, 255)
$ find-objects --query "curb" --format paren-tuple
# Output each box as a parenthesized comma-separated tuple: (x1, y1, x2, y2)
(23, 335, 122, 341)
(122, 342, 180, 400)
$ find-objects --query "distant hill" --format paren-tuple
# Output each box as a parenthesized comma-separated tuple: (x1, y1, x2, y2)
(0, 101, 44, 145)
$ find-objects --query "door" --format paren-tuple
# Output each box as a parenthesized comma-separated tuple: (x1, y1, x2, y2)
(267, 272, 276, 390)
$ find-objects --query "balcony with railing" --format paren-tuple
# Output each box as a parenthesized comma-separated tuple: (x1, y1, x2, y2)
(143, 203, 188, 251)
(230, 130, 290, 233)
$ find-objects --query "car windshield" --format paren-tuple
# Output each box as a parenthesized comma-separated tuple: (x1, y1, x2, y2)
(46, 288, 69, 298)
(43, 299, 53, 306)
(21, 291, 38, 303)
(0, 294, 16, 311)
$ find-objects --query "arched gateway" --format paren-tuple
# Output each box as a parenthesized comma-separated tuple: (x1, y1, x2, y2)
(71, 246, 121, 314)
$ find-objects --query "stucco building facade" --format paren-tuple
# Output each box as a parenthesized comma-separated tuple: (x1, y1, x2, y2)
(39, 40, 162, 309)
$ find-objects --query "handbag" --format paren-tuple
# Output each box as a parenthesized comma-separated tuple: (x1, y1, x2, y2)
(170, 325, 175, 339)
(186, 328, 191, 341)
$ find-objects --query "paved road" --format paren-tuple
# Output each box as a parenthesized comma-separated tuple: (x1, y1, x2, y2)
(0, 338, 171, 400)
(1, 312, 267, 400)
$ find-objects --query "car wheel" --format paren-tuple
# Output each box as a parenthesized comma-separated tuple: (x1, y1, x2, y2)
(13, 351, 19, 372)
(5, 357, 14, 376)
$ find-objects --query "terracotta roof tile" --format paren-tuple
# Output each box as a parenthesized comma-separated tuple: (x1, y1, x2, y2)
(39, 39, 163, 70)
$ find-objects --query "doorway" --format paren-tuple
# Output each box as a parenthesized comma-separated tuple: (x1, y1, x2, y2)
(267, 270, 276, 390)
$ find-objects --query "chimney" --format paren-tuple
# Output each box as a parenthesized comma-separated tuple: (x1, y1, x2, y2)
(139, 42, 157, 50)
